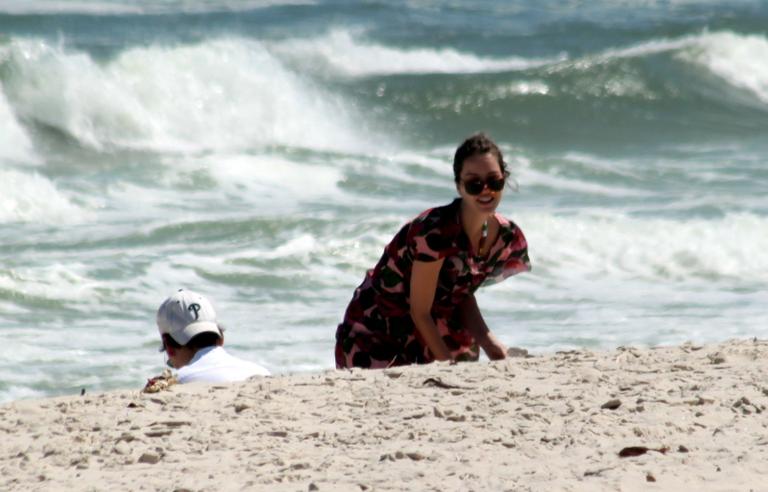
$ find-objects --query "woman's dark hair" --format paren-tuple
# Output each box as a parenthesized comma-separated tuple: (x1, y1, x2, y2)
(452, 133, 508, 184)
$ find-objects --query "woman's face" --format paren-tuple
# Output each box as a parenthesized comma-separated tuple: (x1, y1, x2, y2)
(457, 152, 505, 215)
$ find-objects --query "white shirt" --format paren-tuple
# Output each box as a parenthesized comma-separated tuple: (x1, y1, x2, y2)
(177, 346, 270, 384)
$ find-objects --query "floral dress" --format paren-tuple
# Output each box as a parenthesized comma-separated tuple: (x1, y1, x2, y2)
(335, 198, 531, 369)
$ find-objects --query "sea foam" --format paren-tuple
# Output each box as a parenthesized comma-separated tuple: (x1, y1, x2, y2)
(680, 31, 768, 104)
(571, 30, 768, 104)
(0, 169, 87, 224)
(0, 37, 367, 153)
(0, 88, 36, 165)
(519, 211, 768, 284)
(271, 29, 565, 77)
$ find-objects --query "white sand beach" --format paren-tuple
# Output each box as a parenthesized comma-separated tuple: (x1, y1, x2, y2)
(2, 338, 767, 491)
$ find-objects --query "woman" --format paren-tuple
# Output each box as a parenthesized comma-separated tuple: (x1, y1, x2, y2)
(335, 133, 531, 368)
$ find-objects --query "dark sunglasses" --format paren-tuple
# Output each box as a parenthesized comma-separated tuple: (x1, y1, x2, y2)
(462, 176, 505, 195)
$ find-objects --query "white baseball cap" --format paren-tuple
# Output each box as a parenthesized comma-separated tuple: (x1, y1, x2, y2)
(156, 289, 222, 345)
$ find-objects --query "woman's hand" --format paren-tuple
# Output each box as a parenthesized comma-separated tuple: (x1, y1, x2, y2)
(460, 294, 507, 360)
(477, 331, 508, 360)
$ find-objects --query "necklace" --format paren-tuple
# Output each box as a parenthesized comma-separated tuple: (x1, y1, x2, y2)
(477, 219, 488, 257)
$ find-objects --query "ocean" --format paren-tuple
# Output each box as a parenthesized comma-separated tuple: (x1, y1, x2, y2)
(1, 0, 766, 403)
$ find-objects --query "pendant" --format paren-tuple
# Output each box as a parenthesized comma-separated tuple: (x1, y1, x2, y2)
(478, 219, 488, 256)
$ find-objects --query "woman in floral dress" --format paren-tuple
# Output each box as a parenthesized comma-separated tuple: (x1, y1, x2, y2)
(335, 133, 531, 368)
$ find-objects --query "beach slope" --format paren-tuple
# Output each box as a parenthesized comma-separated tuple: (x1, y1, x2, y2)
(2, 339, 767, 491)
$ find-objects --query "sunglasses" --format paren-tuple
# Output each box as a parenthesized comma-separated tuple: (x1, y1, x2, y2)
(462, 176, 505, 195)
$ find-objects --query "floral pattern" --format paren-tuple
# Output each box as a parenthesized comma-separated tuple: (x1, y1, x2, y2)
(335, 198, 531, 369)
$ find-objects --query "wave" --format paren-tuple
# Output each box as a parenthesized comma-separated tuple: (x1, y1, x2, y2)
(521, 170, 652, 198)
(0, 0, 315, 15)
(161, 153, 344, 204)
(0, 37, 368, 153)
(270, 29, 566, 77)
(551, 30, 768, 104)
(270, 28, 768, 109)
(678, 31, 768, 104)
(179, 206, 768, 287)
(0, 169, 88, 224)
(520, 210, 768, 284)
(0, 262, 102, 306)
(2, 29, 765, 158)
(0, 88, 37, 164)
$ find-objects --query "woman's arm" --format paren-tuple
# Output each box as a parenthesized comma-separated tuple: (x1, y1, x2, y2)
(410, 259, 452, 361)
(459, 294, 507, 360)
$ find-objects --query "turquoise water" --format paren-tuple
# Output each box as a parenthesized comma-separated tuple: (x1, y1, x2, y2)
(1, 0, 767, 402)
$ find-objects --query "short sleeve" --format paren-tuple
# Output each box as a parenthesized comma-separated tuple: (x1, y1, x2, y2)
(406, 207, 461, 263)
(482, 222, 531, 286)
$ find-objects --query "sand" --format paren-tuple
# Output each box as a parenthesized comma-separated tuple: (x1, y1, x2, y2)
(2, 338, 767, 491)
